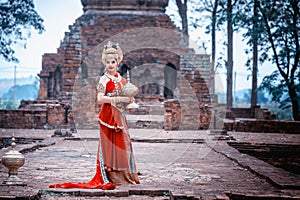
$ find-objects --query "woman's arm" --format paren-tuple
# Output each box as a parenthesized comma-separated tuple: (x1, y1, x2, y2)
(96, 92, 134, 105)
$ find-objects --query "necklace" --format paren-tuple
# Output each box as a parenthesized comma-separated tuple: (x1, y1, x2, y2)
(105, 72, 123, 95)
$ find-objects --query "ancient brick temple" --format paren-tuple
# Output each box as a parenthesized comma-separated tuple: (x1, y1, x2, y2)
(0, 0, 216, 130)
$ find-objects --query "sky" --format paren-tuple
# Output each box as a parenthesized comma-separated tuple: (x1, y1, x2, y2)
(0, 0, 83, 79)
(0, 0, 275, 93)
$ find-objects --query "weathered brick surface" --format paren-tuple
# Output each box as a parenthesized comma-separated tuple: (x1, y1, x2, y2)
(226, 107, 276, 120)
(164, 99, 221, 131)
(38, 53, 64, 100)
(0, 0, 214, 131)
(164, 99, 181, 130)
(0, 110, 47, 129)
(232, 119, 300, 134)
(3, 0, 291, 133)
(0, 129, 299, 199)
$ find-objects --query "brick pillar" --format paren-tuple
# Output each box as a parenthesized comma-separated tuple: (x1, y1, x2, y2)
(37, 73, 49, 100)
(164, 99, 181, 130)
(62, 25, 82, 94)
(46, 104, 66, 127)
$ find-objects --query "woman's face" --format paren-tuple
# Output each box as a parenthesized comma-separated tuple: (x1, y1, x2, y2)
(105, 58, 118, 75)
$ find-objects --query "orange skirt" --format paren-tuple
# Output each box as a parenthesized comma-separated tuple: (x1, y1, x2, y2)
(49, 103, 139, 189)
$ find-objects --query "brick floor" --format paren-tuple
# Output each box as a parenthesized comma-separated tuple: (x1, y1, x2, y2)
(0, 128, 299, 199)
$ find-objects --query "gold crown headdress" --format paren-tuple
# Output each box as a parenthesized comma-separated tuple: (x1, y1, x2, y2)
(102, 41, 123, 65)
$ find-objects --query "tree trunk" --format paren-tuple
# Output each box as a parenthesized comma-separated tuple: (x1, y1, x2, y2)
(251, 0, 258, 117)
(288, 85, 300, 120)
(258, 0, 299, 121)
(226, 0, 233, 109)
(290, 1, 300, 120)
(210, 0, 219, 97)
(175, 0, 188, 45)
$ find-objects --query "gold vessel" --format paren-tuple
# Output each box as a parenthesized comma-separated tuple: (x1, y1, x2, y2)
(1, 134, 25, 185)
(126, 70, 139, 109)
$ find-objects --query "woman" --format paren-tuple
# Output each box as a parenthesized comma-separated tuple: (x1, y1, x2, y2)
(50, 41, 140, 190)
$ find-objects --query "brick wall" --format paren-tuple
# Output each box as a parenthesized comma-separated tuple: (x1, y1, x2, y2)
(232, 119, 300, 134)
(38, 53, 64, 100)
(164, 99, 213, 130)
(226, 107, 276, 120)
(0, 110, 47, 129)
(1, 5, 213, 130)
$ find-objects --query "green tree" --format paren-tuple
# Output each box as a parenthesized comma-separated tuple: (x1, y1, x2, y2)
(0, 98, 18, 109)
(250, 0, 259, 117)
(218, 0, 242, 108)
(234, 0, 299, 120)
(197, 0, 222, 96)
(231, 0, 261, 115)
(226, 0, 234, 109)
(0, 0, 44, 62)
(257, 0, 300, 120)
(242, 89, 270, 105)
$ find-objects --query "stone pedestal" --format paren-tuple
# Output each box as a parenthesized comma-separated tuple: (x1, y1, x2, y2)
(1, 135, 26, 186)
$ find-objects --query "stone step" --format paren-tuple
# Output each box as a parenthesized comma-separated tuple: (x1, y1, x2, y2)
(147, 104, 164, 115)
(126, 114, 164, 129)
(126, 104, 164, 115)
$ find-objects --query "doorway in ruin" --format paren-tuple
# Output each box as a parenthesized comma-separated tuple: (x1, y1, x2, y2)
(123, 49, 179, 105)
(164, 62, 177, 100)
(48, 66, 62, 98)
(128, 62, 178, 105)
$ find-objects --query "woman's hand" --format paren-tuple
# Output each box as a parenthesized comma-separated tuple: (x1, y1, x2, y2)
(97, 92, 135, 104)
(110, 96, 134, 104)
(129, 97, 135, 103)
(122, 97, 134, 103)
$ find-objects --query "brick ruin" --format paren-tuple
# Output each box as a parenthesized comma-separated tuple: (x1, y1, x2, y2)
(1, 0, 292, 132)
(0, 0, 214, 130)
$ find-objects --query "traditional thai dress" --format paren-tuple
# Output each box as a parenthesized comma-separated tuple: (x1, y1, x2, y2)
(49, 72, 140, 189)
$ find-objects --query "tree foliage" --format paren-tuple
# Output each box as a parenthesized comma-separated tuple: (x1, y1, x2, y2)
(0, 98, 18, 109)
(256, 0, 300, 120)
(0, 0, 44, 62)
(226, 0, 299, 120)
(198, 0, 244, 107)
(241, 89, 270, 104)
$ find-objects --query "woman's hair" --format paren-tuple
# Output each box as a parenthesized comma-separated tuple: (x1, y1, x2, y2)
(102, 41, 123, 65)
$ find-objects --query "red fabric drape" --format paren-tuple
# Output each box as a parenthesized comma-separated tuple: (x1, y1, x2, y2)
(49, 160, 116, 190)
(49, 73, 139, 189)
